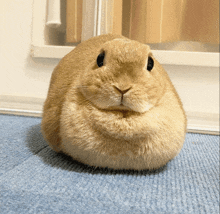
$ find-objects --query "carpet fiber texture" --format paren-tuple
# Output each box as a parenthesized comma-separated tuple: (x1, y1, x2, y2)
(0, 114, 219, 214)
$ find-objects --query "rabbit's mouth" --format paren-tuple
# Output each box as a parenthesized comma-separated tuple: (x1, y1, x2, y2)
(121, 110, 131, 118)
(105, 103, 133, 112)
(105, 104, 140, 119)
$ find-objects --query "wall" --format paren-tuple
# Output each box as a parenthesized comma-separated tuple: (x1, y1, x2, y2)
(0, 0, 58, 100)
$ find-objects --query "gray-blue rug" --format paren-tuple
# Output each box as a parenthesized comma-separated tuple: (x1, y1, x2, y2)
(0, 114, 219, 214)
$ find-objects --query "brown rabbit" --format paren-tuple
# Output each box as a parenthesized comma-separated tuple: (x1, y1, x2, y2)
(41, 34, 187, 170)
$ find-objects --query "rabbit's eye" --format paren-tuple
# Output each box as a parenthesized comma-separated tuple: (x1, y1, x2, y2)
(147, 56, 154, 71)
(97, 51, 105, 67)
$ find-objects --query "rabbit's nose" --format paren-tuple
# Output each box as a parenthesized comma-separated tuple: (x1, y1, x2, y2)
(113, 86, 132, 95)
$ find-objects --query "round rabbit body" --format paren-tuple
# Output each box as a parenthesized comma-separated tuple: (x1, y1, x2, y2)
(41, 34, 187, 171)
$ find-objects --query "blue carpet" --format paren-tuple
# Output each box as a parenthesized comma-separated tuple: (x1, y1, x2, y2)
(0, 114, 219, 214)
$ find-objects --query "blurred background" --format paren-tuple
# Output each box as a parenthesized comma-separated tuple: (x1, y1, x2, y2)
(0, 0, 219, 134)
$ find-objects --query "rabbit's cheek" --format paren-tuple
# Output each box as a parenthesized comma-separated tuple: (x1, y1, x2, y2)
(81, 85, 98, 99)
(91, 90, 121, 109)
(123, 94, 153, 113)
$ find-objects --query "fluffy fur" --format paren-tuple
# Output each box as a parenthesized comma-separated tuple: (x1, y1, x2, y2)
(41, 34, 187, 170)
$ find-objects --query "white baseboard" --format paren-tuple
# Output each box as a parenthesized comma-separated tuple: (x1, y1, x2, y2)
(0, 95, 219, 135)
(0, 95, 44, 117)
(186, 112, 219, 135)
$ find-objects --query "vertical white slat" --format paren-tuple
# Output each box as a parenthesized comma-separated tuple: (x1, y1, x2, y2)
(96, 0, 102, 35)
(93, 0, 98, 37)
(98, 0, 114, 35)
(81, 0, 114, 40)
(46, 0, 61, 28)
(81, 0, 97, 41)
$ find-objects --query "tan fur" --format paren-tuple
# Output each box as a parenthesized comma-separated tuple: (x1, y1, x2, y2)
(41, 34, 187, 170)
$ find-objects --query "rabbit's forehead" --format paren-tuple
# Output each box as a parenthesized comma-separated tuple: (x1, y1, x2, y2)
(101, 39, 151, 63)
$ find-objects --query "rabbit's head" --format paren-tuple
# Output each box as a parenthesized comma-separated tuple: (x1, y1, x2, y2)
(79, 38, 167, 114)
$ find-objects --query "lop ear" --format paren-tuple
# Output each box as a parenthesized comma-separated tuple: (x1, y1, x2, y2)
(41, 65, 66, 153)
(41, 104, 62, 152)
